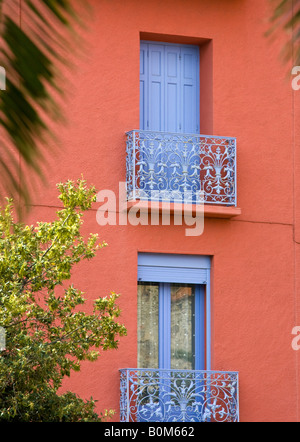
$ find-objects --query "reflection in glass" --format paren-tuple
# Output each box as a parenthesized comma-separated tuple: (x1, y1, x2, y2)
(171, 284, 195, 370)
(138, 282, 159, 368)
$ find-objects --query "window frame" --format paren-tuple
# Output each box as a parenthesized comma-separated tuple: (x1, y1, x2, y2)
(137, 253, 211, 370)
(140, 40, 200, 134)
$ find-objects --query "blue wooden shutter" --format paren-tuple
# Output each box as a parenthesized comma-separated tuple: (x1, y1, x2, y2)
(140, 43, 148, 131)
(180, 46, 200, 134)
(165, 45, 181, 133)
(140, 42, 200, 134)
(148, 44, 165, 131)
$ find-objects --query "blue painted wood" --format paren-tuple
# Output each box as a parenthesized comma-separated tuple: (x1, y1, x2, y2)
(194, 285, 205, 370)
(206, 272, 211, 371)
(181, 46, 200, 134)
(138, 253, 210, 284)
(140, 41, 200, 134)
(157, 283, 204, 370)
(165, 45, 180, 133)
(159, 282, 171, 369)
(140, 43, 148, 131)
(149, 44, 164, 131)
(138, 253, 211, 269)
(138, 266, 208, 284)
(137, 253, 209, 371)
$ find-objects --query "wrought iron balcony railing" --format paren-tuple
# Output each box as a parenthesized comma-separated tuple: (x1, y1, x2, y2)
(126, 130, 237, 206)
(120, 368, 239, 423)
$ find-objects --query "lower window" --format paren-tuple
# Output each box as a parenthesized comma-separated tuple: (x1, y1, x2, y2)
(138, 282, 205, 370)
(137, 253, 210, 370)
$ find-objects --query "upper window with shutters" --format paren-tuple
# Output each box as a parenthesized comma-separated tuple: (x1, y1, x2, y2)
(125, 39, 237, 209)
(140, 41, 200, 134)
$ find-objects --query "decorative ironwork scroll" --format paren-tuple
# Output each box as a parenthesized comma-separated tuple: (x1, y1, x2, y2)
(126, 131, 237, 206)
(120, 368, 239, 422)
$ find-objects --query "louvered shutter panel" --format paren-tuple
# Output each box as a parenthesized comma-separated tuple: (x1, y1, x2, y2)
(180, 45, 200, 134)
(140, 42, 200, 134)
(148, 44, 165, 131)
(140, 42, 148, 131)
(165, 45, 181, 133)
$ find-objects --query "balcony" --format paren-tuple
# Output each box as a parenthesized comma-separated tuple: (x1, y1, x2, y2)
(120, 369, 239, 423)
(126, 130, 237, 211)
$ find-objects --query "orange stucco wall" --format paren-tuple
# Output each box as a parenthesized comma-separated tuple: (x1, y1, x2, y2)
(21, 0, 300, 422)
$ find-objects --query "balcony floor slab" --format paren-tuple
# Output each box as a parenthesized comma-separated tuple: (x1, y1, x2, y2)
(127, 200, 241, 219)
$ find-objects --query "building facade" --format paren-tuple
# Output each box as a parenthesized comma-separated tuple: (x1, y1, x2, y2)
(25, 0, 300, 422)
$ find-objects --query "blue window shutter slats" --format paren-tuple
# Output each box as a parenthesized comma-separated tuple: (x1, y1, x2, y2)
(140, 43, 148, 130)
(140, 41, 200, 134)
(138, 265, 208, 284)
(138, 252, 211, 270)
(137, 251, 211, 284)
(165, 45, 181, 133)
(180, 46, 200, 134)
(148, 44, 165, 132)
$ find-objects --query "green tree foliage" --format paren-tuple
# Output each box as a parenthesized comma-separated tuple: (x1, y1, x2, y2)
(0, 0, 86, 208)
(269, 0, 300, 65)
(0, 179, 127, 421)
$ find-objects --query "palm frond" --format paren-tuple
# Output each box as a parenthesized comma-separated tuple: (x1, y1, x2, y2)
(268, 0, 300, 65)
(0, 0, 86, 213)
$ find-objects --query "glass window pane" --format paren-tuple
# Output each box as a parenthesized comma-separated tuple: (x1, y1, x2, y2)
(138, 282, 159, 368)
(170, 284, 195, 370)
